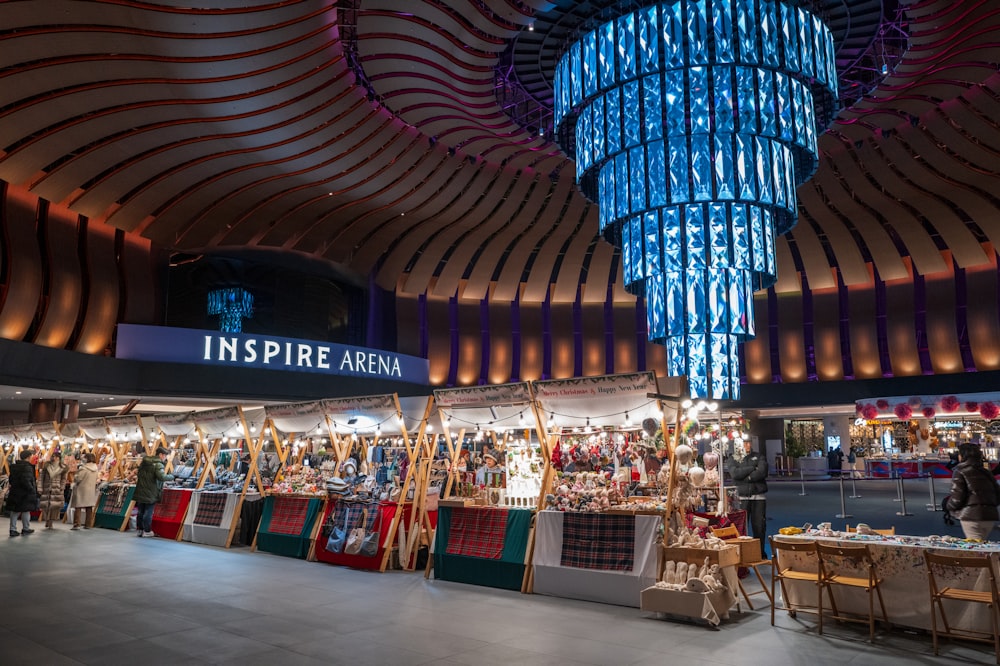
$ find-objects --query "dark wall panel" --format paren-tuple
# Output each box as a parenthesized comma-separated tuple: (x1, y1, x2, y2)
(35, 204, 82, 348)
(0, 186, 42, 340)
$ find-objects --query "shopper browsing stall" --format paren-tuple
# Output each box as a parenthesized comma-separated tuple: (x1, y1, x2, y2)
(8, 449, 38, 536)
(39, 451, 68, 530)
(945, 443, 1000, 541)
(70, 453, 100, 530)
(730, 440, 768, 547)
(133, 446, 175, 537)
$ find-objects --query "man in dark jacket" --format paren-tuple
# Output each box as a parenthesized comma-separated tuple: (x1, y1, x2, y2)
(946, 443, 1000, 541)
(730, 440, 768, 549)
(8, 449, 38, 536)
(133, 446, 174, 537)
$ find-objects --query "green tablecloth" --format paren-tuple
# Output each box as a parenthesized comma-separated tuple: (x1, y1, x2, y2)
(255, 495, 324, 559)
(94, 485, 135, 530)
(433, 506, 532, 590)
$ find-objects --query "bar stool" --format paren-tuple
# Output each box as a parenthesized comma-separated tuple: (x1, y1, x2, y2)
(816, 542, 889, 641)
(924, 550, 1000, 663)
(770, 537, 822, 628)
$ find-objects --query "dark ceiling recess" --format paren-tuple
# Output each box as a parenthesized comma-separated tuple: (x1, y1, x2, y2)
(165, 253, 363, 346)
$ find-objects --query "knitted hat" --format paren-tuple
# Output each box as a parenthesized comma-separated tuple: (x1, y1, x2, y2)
(326, 477, 349, 493)
(483, 450, 500, 463)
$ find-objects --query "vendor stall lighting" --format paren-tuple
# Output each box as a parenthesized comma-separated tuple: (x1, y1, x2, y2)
(625, 411, 632, 427)
(206, 287, 254, 333)
(553, 1, 837, 399)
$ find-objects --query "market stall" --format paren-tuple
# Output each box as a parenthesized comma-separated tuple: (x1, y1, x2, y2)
(77, 417, 142, 531)
(426, 382, 543, 588)
(170, 406, 270, 547)
(775, 531, 1000, 634)
(303, 394, 436, 571)
(255, 400, 331, 559)
(525, 372, 678, 606)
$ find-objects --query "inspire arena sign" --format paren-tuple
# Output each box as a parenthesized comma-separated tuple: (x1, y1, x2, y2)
(115, 324, 429, 383)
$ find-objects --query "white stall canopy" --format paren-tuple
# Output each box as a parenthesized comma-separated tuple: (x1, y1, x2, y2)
(265, 400, 328, 436)
(76, 417, 110, 440)
(434, 382, 534, 432)
(104, 415, 143, 442)
(154, 411, 197, 438)
(533, 372, 668, 430)
(323, 394, 406, 436)
(191, 406, 247, 440)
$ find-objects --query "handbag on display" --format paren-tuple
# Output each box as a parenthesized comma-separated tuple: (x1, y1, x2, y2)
(360, 507, 382, 557)
(344, 509, 367, 555)
(326, 507, 350, 553)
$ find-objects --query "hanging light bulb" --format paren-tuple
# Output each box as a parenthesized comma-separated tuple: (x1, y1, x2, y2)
(519, 412, 526, 426)
(624, 411, 632, 427)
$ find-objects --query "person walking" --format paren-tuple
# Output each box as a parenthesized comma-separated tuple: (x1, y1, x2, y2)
(946, 443, 1000, 541)
(70, 453, 100, 530)
(730, 439, 769, 550)
(8, 449, 38, 536)
(39, 451, 68, 530)
(133, 446, 174, 537)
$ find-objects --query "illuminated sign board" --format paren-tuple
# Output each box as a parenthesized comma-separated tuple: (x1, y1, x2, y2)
(115, 324, 429, 384)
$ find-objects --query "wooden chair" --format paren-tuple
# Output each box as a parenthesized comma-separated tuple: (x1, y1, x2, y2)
(924, 550, 1000, 663)
(845, 524, 896, 536)
(770, 537, 822, 628)
(816, 542, 890, 641)
(711, 525, 772, 609)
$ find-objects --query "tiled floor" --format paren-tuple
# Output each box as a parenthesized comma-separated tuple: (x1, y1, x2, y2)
(0, 514, 995, 666)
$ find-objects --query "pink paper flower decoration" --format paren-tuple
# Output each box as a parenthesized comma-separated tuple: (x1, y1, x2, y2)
(965, 401, 979, 413)
(907, 396, 923, 408)
(876, 399, 890, 411)
(922, 407, 936, 419)
(893, 403, 912, 420)
(860, 404, 879, 420)
(940, 396, 960, 413)
(981, 402, 999, 420)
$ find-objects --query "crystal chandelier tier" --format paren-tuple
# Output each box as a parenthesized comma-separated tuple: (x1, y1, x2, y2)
(553, 0, 837, 399)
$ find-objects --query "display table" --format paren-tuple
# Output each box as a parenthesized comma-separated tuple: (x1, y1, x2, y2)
(865, 458, 952, 478)
(150, 487, 193, 539)
(531, 510, 661, 607)
(183, 491, 258, 547)
(776, 533, 1000, 633)
(432, 505, 532, 590)
(94, 484, 135, 530)
(254, 494, 325, 559)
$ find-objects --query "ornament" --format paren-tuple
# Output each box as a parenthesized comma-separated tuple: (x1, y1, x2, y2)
(674, 443, 694, 466)
(703, 452, 719, 470)
(688, 465, 706, 486)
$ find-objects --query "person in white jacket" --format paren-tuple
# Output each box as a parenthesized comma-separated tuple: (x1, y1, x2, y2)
(70, 453, 100, 530)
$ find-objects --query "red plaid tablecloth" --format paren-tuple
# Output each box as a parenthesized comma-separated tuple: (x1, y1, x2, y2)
(560, 513, 635, 571)
(445, 507, 508, 559)
(154, 489, 186, 521)
(193, 492, 228, 526)
(268, 496, 310, 535)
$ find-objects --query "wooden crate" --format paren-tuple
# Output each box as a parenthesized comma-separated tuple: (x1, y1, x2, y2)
(661, 544, 740, 573)
(732, 537, 763, 564)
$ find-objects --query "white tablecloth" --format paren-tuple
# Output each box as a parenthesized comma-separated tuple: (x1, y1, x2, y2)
(532, 512, 661, 608)
(183, 491, 258, 547)
(778, 534, 1000, 633)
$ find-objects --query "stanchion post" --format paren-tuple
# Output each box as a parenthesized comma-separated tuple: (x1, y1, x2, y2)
(798, 468, 808, 496)
(892, 467, 902, 502)
(926, 474, 941, 511)
(895, 476, 913, 516)
(849, 472, 861, 499)
(835, 472, 852, 519)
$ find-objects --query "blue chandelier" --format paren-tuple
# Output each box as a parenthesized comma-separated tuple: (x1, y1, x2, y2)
(553, 0, 837, 399)
(207, 287, 254, 333)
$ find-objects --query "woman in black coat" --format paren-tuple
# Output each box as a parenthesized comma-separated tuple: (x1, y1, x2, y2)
(946, 443, 1000, 541)
(8, 449, 38, 536)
